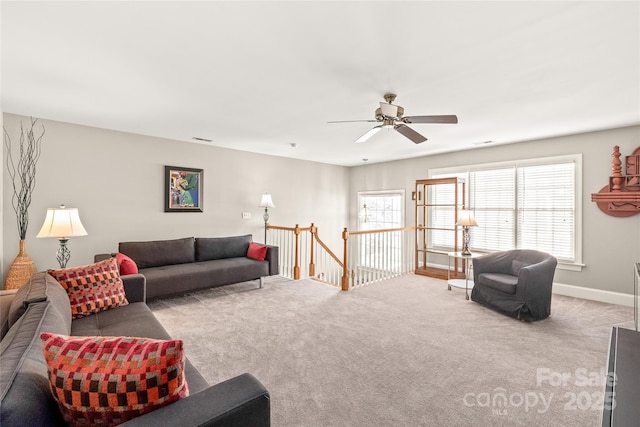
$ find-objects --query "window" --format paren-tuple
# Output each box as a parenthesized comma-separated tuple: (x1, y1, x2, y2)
(431, 155, 582, 270)
(359, 192, 404, 231)
(358, 191, 405, 270)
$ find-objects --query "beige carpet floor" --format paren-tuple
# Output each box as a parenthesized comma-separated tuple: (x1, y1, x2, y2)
(148, 274, 635, 427)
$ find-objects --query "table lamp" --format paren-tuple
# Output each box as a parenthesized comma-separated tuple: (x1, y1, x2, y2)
(37, 205, 88, 268)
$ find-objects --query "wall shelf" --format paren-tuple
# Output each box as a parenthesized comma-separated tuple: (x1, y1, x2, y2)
(591, 146, 640, 217)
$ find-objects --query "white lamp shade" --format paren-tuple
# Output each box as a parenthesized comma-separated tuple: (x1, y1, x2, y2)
(37, 206, 88, 238)
(456, 210, 478, 227)
(259, 193, 275, 208)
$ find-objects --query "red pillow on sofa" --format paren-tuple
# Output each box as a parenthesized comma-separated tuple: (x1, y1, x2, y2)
(115, 252, 139, 275)
(41, 333, 189, 427)
(247, 242, 268, 261)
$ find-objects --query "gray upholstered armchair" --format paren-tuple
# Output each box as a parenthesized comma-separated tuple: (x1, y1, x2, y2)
(471, 249, 557, 321)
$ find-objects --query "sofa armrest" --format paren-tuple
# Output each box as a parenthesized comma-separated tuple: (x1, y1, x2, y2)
(120, 373, 270, 427)
(265, 245, 279, 276)
(94, 253, 114, 263)
(122, 274, 146, 303)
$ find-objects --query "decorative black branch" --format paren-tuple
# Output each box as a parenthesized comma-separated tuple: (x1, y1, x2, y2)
(4, 118, 45, 240)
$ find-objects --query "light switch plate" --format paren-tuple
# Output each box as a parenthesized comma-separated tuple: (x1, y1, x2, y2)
(242, 212, 251, 219)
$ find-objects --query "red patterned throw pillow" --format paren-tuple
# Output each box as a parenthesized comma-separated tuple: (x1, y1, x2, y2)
(247, 242, 268, 261)
(49, 258, 128, 319)
(41, 333, 189, 427)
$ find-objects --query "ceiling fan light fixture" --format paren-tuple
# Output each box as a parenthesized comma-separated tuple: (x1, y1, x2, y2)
(379, 102, 399, 118)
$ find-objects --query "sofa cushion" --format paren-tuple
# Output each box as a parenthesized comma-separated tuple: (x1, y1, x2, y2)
(116, 252, 139, 275)
(49, 258, 128, 319)
(478, 272, 518, 294)
(195, 235, 252, 261)
(120, 237, 195, 268)
(247, 242, 268, 261)
(0, 301, 71, 426)
(41, 333, 189, 427)
(140, 258, 269, 300)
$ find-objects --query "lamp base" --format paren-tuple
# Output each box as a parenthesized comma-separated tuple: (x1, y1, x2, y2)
(461, 226, 472, 256)
(56, 238, 71, 269)
(263, 208, 270, 244)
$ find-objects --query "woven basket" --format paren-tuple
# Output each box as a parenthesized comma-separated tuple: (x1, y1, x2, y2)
(4, 240, 37, 290)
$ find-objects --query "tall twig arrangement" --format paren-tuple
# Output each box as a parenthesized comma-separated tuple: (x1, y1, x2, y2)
(4, 118, 45, 240)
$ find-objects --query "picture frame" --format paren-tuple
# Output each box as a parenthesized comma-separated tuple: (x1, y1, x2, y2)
(164, 166, 203, 212)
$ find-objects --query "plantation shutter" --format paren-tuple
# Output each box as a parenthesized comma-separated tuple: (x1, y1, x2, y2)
(517, 162, 575, 260)
(469, 168, 515, 252)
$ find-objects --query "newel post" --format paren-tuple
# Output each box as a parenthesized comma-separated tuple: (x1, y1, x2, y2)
(294, 224, 301, 280)
(341, 228, 349, 291)
(309, 223, 316, 277)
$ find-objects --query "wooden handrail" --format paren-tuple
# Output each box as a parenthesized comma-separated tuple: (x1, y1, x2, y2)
(267, 224, 312, 232)
(267, 223, 415, 291)
(312, 227, 344, 268)
(349, 226, 415, 236)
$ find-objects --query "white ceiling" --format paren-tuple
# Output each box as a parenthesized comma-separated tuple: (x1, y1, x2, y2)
(2, 1, 639, 167)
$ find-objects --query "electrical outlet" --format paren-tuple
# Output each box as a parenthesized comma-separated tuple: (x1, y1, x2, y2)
(242, 212, 251, 219)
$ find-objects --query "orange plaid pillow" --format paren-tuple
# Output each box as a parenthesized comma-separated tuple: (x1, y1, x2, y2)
(49, 258, 128, 319)
(41, 333, 189, 427)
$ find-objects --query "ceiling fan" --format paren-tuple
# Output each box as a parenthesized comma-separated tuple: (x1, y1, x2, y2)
(328, 93, 458, 144)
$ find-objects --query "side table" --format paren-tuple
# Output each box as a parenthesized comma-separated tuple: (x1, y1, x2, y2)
(447, 252, 482, 300)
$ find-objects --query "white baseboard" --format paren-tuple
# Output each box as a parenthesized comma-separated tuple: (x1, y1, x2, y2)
(552, 282, 635, 307)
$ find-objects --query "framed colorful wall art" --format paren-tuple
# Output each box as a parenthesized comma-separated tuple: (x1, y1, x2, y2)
(164, 166, 203, 212)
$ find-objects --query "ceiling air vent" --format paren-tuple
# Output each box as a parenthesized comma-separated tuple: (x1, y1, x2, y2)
(192, 137, 212, 142)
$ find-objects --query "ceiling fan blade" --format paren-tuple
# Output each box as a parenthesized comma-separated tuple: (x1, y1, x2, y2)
(402, 115, 458, 124)
(328, 119, 378, 123)
(394, 124, 427, 144)
(355, 125, 383, 143)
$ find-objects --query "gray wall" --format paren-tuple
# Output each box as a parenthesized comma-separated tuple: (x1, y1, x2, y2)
(2, 113, 349, 274)
(3, 113, 639, 297)
(349, 125, 640, 295)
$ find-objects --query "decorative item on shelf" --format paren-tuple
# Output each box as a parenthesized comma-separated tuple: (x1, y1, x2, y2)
(36, 205, 88, 268)
(3, 117, 45, 290)
(591, 145, 640, 217)
(456, 209, 478, 256)
(259, 193, 275, 244)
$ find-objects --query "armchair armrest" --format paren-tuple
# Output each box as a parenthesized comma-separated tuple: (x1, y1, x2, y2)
(120, 373, 270, 427)
(516, 257, 557, 298)
(265, 245, 279, 276)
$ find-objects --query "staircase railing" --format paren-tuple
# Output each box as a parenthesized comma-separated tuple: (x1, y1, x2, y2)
(267, 223, 415, 290)
(348, 226, 416, 289)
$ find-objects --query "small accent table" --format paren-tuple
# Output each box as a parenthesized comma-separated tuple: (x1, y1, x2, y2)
(447, 252, 482, 300)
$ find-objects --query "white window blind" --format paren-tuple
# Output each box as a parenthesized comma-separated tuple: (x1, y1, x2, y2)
(517, 162, 575, 260)
(470, 168, 515, 252)
(430, 156, 579, 263)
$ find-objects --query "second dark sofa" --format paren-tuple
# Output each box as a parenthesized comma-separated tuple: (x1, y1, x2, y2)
(97, 235, 279, 300)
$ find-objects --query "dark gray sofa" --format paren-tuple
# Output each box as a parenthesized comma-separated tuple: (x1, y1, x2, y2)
(0, 272, 270, 427)
(97, 235, 279, 300)
(471, 249, 557, 321)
